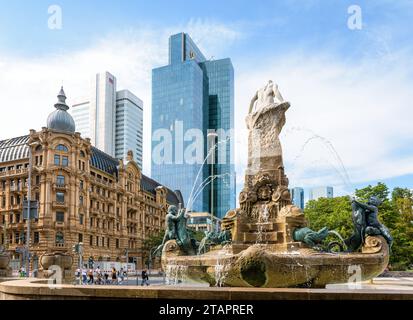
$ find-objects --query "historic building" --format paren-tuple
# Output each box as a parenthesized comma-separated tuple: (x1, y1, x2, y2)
(0, 88, 181, 271)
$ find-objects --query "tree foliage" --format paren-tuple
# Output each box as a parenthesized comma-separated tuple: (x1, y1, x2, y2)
(304, 183, 413, 270)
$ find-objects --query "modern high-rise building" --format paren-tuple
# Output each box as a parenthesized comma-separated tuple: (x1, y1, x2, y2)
(308, 186, 334, 201)
(70, 72, 143, 168)
(115, 90, 143, 167)
(291, 187, 305, 210)
(151, 32, 235, 219)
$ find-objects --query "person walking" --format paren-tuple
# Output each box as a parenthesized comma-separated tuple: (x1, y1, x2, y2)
(74, 267, 81, 285)
(87, 268, 94, 284)
(141, 269, 149, 286)
(111, 267, 117, 285)
(104, 271, 109, 285)
(95, 266, 102, 284)
(81, 267, 87, 285)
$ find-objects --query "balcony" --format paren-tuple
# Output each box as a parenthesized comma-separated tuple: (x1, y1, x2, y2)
(52, 201, 67, 209)
(0, 168, 28, 177)
(52, 183, 68, 191)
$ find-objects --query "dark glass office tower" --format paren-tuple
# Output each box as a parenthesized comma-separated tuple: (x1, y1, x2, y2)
(152, 33, 235, 219)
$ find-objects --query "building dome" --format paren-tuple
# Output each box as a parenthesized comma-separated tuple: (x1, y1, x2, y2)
(46, 87, 76, 133)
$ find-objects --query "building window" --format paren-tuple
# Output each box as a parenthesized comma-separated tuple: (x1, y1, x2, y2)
(54, 155, 60, 166)
(33, 232, 39, 244)
(79, 214, 84, 225)
(80, 151, 85, 157)
(96, 236, 99, 247)
(107, 238, 110, 248)
(89, 235, 93, 246)
(56, 192, 65, 203)
(56, 144, 68, 152)
(55, 232, 64, 246)
(116, 239, 119, 249)
(56, 175, 65, 186)
(56, 211, 64, 223)
(35, 175, 40, 185)
(78, 233, 83, 243)
(79, 196, 84, 206)
(80, 180, 84, 190)
(62, 156, 69, 167)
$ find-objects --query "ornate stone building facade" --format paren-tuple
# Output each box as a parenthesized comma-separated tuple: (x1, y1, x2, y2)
(0, 88, 181, 271)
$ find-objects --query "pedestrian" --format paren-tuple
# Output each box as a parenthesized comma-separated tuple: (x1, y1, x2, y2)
(87, 268, 94, 284)
(141, 269, 149, 286)
(111, 267, 117, 285)
(74, 268, 81, 285)
(81, 267, 87, 285)
(95, 266, 102, 284)
(104, 272, 109, 284)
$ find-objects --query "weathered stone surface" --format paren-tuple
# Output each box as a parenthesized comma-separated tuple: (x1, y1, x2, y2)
(1, 275, 413, 300)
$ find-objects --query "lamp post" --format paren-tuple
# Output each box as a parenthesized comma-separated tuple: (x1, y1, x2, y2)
(25, 141, 39, 277)
(124, 248, 129, 273)
(207, 132, 218, 232)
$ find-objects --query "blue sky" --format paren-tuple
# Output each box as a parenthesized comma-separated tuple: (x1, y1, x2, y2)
(0, 0, 412, 198)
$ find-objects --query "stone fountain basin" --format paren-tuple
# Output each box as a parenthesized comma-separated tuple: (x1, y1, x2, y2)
(162, 236, 389, 288)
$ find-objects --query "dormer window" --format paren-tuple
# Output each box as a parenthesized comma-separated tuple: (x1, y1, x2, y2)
(56, 144, 68, 152)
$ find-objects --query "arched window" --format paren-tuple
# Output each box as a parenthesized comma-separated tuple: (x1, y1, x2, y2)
(56, 144, 68, 152)
(80, 150, 85, 158)
(55, 232, 64, 246)
(35, 145, 42, 152)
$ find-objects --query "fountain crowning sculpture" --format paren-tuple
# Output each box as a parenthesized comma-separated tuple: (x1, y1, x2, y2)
(160, 80, 391, 288)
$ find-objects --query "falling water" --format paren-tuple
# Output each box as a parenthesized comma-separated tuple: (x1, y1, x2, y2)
(186, 136, 232, 212)
(282, 126, 354, 192)
(256, 205, 270, 244)
(214, 245, 232, 287)
(328, 230, 348, 252)
(165, 262, 188, 285)
(191, 173, 234, 207)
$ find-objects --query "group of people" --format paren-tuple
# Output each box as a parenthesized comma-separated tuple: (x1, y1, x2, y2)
(74, 266, 150, 286)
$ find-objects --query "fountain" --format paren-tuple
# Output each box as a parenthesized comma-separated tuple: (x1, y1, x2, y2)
(159, 80, 391, 288)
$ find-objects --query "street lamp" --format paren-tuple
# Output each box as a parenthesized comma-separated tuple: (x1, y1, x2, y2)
(207, 132, 218, 232)
(124, 248, 129, 272)
(25, 141, 40, 277)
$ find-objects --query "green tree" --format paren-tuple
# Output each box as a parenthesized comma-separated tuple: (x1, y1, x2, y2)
(304, 183, 413, 270)
(304, 196, 353, 239)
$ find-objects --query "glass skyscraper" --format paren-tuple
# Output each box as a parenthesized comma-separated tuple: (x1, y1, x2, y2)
(291, 187, 305, 210)
(151, 32, 235, 218)
(309, 186, 334, 201)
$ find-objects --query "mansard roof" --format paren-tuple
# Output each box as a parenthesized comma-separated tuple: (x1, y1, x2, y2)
(0, 134, 181, 206)
(90, 146, 118, 176)
(0, 135, 30, 163)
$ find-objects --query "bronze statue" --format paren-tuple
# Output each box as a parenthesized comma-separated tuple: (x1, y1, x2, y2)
(345, 196, 393, 252)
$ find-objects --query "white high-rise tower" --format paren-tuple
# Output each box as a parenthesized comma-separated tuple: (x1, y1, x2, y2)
(70, 71, 143, 168)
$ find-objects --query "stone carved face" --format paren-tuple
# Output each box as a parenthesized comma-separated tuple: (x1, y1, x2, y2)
(257, 186, 271, 201)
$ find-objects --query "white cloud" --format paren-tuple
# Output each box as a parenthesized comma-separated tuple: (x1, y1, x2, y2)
(0, 20, 241, 177)
(234, 51, 413, 195)
(0, 20, 412, 198)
